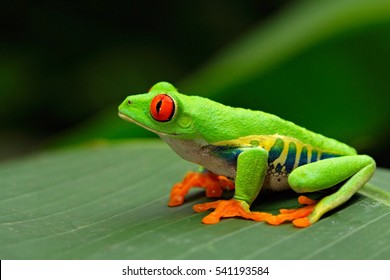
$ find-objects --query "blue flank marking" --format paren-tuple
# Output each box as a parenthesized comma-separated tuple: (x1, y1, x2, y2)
(213, 146, 242, 164)
(298, 146, 308, 166)
(212, 141, 340, 174)
(311, 150, 318, 162)
(268, 138, 284, 164)
(320, 152, 339, 160)
(285, 142, 296, 173)
(275, 163, 283, 173)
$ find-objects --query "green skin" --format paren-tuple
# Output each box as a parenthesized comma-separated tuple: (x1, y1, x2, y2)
(118, 81, 376, 225)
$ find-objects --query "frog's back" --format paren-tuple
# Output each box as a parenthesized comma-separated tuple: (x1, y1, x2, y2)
(201, 103, 356, 156)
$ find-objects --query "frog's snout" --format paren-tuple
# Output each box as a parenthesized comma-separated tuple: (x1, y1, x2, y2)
(118, 97, 131, 115)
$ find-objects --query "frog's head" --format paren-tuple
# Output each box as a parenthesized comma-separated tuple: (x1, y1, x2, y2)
(118, 82, 198, 138)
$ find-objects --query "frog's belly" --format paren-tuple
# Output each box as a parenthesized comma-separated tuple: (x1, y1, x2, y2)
(203, 161, 291, 192)
(205, 163, 291, 192)
(263, 171, 291, 191)
(160, 136, 291, 192)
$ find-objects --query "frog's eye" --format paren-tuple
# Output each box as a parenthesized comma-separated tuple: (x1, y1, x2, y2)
(150, 94, 175, 122)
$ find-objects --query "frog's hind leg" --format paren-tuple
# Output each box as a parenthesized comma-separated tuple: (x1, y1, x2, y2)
(285, 155, 376, 227)
(168, 169, 234, 207)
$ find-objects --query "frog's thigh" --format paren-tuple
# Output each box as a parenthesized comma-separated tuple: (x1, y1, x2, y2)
(289, 155, 375, 223)
(288, 155, 374, 193)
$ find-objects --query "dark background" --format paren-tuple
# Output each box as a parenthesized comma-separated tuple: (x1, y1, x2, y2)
(1, 0, 389, 167)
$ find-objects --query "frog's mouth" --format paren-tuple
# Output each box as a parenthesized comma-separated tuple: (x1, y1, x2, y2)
(118, 112, 179, 136)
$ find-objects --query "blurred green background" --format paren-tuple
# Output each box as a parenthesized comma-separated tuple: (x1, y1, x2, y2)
(1, 0, 389, 167)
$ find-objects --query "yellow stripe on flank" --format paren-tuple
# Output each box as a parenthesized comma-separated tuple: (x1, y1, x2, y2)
(274, 138, 290, 167)
(294, 144, 302, 168)
(213, 134, 341, 168)
(214, 135, 278, 149)
(307, 148, 312, 164)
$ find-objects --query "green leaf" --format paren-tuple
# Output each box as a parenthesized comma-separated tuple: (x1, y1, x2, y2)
(1, 142, 389, 259)
(181, 0, 390, 96)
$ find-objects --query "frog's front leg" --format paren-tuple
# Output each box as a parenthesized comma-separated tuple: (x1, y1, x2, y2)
(286, 154, 376, 227)
(193, 148, 273, 224)
(168, 168, 234, 206)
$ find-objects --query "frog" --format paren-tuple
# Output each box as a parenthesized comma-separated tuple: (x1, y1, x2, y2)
(118, 81, 376, 227)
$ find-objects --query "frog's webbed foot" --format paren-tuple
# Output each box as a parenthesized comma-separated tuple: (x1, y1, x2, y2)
(265, 196, 317, 227)
(193, 196, 317, 227)
(168, 171, 235, 207)
(193, 199, 272, 224)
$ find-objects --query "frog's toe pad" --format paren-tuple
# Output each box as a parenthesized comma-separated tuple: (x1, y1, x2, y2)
(168, 182, 188, 207)
(193, 199, 272, 224)
(292, 217, 311, 227)
(298, 195, 317, 205)
(168, 194, 185, 207)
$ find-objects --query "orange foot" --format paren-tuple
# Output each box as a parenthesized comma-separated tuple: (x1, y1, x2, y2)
(193, 196, 317, 227)
(193, 199, 272, 224)
(263, 196, 317, 227)
(168, 171, 235, 207)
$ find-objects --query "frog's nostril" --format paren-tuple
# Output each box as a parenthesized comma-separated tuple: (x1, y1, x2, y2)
(127, 100, 132, 105)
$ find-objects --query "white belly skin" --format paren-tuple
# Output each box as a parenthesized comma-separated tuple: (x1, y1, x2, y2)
(263, 172, 290, 191)
(160, 135, 291, 192)
(160, 136, 237, 179)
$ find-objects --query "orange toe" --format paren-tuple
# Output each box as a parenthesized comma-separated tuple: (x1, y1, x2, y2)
(298, 195, 317, 205)
(168, 194, 185, 207)
(168, 172, 235, 206)
(292, 217, 312, 227)
(168, 182, 188, 207)
(193, 201, 220, 213)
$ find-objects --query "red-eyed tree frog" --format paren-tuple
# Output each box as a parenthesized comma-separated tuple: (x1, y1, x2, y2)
(118, 82, 376, 227)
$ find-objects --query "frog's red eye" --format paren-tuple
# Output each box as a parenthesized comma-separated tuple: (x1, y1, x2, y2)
(150, 94, 175, 122)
